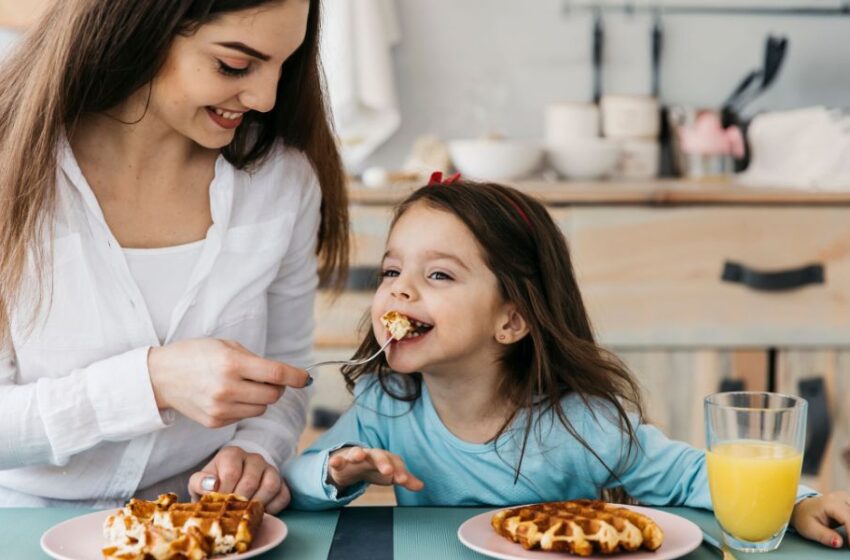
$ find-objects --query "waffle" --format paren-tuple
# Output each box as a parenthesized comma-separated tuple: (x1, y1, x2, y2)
(102, 492, 264, 560)
(380, 310, 413, 340)
(491, 499, 664, 556)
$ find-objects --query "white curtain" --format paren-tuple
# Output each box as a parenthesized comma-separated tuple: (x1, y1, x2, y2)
(320, 0, 402, 170)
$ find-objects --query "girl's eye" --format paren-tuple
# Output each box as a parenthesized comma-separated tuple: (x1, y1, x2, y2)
(429, 271, 452, 281)
(380, 269, 399, 279)
(217, 60, 251, 77)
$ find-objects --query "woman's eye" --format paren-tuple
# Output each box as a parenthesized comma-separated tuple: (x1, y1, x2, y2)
(217, 60, 251, 77)
(429, 271, 452, 281)
(380, 269, 399, 278)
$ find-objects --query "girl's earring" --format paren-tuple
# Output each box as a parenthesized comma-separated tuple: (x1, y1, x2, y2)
(497, 334, 506, 341)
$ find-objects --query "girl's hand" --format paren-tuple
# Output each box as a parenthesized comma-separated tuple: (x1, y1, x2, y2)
(188, 446, 291, 514)
(148, 338, 310, 428)
(327, 446, 425, 493)
(791, 491, 850, 548)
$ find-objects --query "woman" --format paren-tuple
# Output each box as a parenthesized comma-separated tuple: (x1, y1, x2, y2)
(0, 0, 347, 513)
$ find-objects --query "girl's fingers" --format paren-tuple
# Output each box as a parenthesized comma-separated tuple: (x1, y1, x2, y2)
(329, 447, 363, 469)
(388, 455, 424, 491)
(387, 454, 410, 484)
(401, 472, 425, 492)
(330, 447, 423, 490)
(824, 500, 850, 548)
(376, 451, 424, 491)
(345, 447, 367, 462)
(366, 450, 394, 476)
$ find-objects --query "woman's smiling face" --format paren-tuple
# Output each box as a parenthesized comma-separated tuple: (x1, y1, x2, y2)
(147, 0, 309, 148)
(372, 202, 512, 376)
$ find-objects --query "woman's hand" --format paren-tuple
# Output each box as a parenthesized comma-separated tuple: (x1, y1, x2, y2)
(188, 446, 291, 514)
(148, 338, 310, 428)
(327, 446, 424, 492)
(791, 491, 850, 548)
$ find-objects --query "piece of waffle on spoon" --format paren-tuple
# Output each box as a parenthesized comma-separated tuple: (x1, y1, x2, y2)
(491, 499, 664, 557)
(102, 492, 264, 560)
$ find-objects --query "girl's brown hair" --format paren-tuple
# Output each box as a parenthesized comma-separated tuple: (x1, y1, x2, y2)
(0, 0, 348, 346)
(342, 180, 645, 482)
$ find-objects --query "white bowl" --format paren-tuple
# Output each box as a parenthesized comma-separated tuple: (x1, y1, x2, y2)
(547, 140, 622, 180)
(448, 139, 543, 181)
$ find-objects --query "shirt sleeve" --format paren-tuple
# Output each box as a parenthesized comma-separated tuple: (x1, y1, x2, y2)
(586, 408, 818, 510)
(227, 160, 321, 471)
(283, 380, 386, 510)
(0, 344, 172, 469)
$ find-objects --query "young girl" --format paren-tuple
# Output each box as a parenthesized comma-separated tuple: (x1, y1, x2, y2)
(285, 178, 850, 549)
(0, 0, 346, 512)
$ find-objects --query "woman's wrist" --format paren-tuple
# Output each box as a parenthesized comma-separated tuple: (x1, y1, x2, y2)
(147, 346, 170, 409)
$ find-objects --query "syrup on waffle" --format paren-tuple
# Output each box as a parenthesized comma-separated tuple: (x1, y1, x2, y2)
(380, 311, 413, 340)
(102, 492, 264, 560)
(491, 499, 664, 557)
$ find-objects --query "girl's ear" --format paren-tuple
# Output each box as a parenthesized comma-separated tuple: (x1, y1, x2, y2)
(495, 304, 530, 344)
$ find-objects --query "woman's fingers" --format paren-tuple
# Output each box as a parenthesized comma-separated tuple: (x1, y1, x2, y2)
(214, 447, 246, 494)
(265, 482, 292, 514)
(231, 381, 284, 406)
(188, 469, 219, 500)
(233, 453, 269, 500)
(235, 351, 311, 388)
(250, 465, 284, 507)
(149, 338, 310, 427)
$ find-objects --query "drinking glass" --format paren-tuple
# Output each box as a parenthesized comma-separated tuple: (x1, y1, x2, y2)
(704, 391, 807, 553)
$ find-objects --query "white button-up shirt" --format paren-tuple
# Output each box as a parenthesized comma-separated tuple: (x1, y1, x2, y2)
(0, 138, 319, 507)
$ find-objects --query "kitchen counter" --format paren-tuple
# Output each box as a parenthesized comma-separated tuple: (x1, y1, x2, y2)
(348, 178, 850, 206)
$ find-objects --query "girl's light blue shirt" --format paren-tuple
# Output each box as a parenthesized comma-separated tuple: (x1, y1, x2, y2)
(284, 376, 815, 510)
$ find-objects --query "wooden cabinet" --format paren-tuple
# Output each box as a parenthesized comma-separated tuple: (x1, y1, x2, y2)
(777, 350, 850, 493)
(565, 207, 850, 348)
(614, 350, 767, 448)
(313, 180, 850, 492)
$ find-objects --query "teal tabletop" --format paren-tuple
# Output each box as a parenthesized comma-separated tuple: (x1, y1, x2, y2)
(2, 504, 846, 559)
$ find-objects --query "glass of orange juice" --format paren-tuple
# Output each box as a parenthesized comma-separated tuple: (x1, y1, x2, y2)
(704, 391, 806, 553)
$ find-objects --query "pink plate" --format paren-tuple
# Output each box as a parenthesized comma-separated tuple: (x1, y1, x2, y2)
(40, 509, 287, 560)
(458, 505, 703, 560)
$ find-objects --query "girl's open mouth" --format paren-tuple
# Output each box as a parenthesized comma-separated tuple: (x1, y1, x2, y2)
(400, 319, 433, 340)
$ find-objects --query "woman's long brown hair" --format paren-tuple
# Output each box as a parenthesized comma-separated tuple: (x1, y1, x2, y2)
(0, 0, 348, 346)
(342, 181, 645, 484)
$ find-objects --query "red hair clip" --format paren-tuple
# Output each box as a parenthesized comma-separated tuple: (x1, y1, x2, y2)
(428, 171, 461, 186)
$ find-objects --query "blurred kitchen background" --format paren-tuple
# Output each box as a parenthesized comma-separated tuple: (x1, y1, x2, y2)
(3, 1, 849, 502)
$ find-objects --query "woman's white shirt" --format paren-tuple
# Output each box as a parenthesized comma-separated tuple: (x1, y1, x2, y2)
(124, 241, 206, 345)
(0, 138, 320, 507)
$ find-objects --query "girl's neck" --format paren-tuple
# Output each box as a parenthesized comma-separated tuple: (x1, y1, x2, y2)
(423, 368, 512, 444)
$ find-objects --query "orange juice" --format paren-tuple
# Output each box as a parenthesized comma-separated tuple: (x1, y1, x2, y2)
(706, 441, 802, 542)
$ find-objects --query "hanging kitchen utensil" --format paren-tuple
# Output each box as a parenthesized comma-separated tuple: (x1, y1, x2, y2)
(652, 12, 676, 177)
(720, 34, 789, 127)
(729, 35, 788, 116)
(592, 8, 603, 104)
